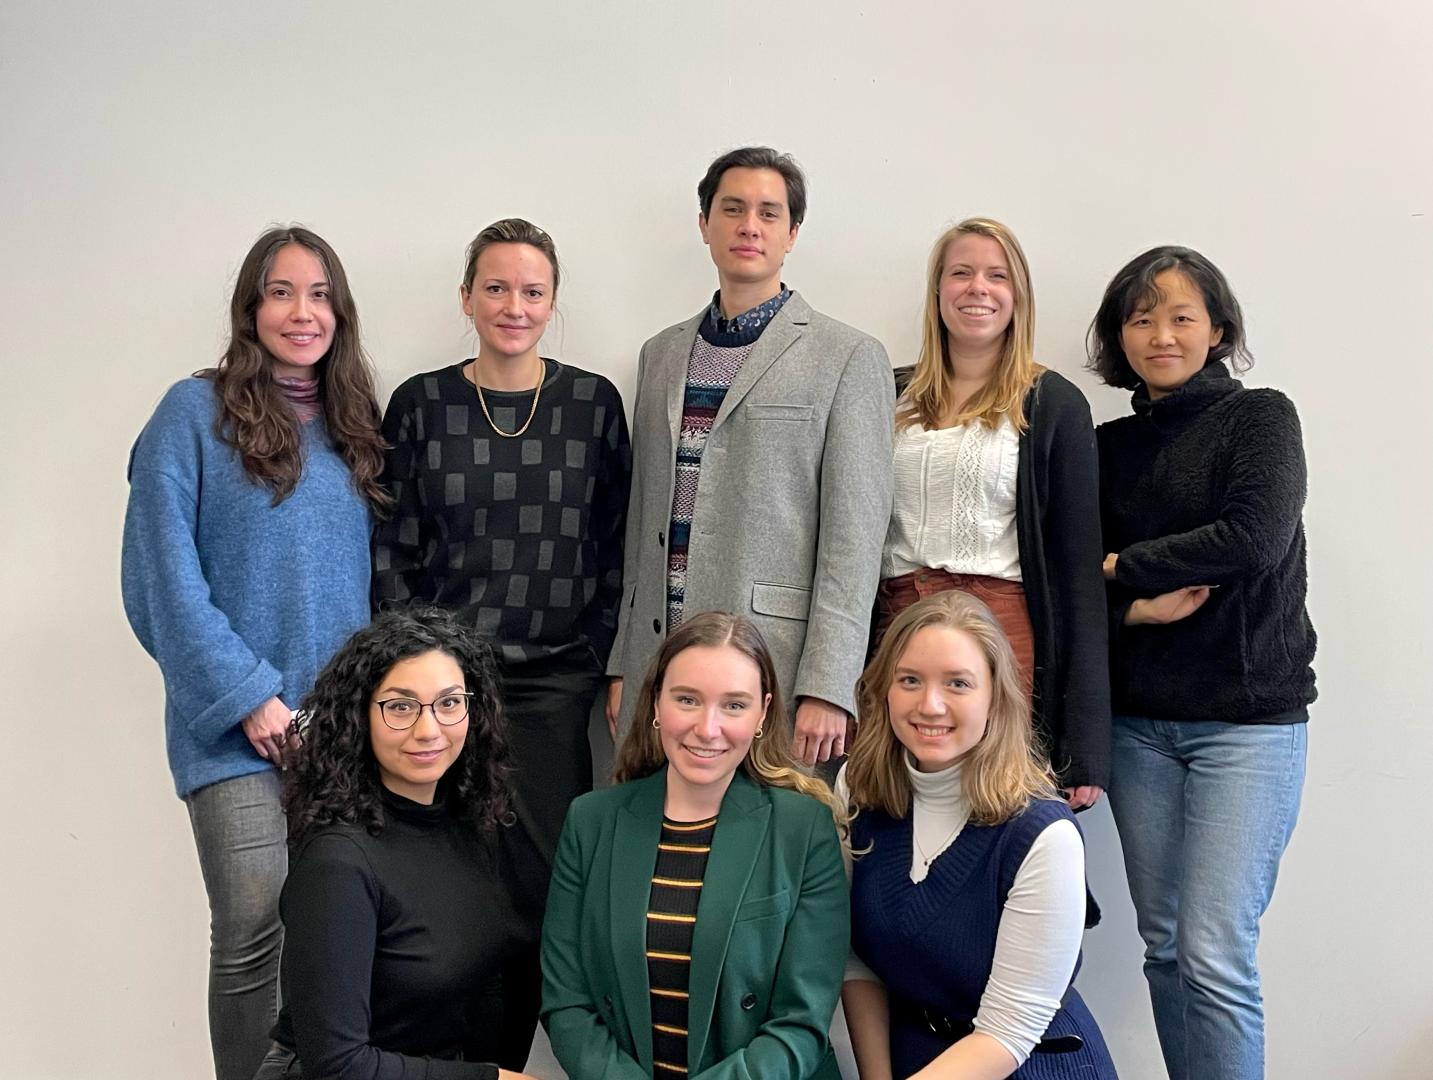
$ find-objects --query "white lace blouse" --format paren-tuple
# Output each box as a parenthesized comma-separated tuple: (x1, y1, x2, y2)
(881, 417, 1022, 581)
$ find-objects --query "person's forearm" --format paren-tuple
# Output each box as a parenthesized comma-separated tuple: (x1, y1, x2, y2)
(842, 979, 893, 1080)
(909, 1031, 1018, 1080)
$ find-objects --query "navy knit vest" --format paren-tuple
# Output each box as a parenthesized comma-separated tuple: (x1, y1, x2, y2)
(850, 798, 1114, 1079)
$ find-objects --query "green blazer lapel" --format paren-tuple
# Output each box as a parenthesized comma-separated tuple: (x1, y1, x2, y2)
(610, 771, 665, 1072)
(686, 771, 771, 1071)
(663, 312, 705, 441)
(710, 294, 811, 432)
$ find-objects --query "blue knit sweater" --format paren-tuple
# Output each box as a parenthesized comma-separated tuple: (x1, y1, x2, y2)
(122, 377, 372, 797)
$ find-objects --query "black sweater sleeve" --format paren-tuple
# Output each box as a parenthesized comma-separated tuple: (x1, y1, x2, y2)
(372, 380, 430, 612)
(1036, 377, 1111, 789)
(589, 382, 633, 667)
(281, 834, 498, 1080)
(1114, 391, 1307, 593)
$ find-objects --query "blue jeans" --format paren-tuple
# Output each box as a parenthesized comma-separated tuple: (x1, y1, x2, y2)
(1108, 713, 1306, 1080)
(186, 769, 288, 1080)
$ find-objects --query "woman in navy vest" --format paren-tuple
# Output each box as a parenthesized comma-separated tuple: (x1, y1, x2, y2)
(1090, 247, 1314, 1080)
(838, 590, 1115, 1079)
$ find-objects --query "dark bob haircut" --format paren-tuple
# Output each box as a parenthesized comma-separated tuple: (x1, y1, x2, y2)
(697, 146, 808, 228)
(1086, 245, 1253, 390)
(283, 607, 511, 842)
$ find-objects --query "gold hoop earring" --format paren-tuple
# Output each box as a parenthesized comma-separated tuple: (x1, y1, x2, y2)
(754, 727, 764, 739)
(652, 715, 660, 730)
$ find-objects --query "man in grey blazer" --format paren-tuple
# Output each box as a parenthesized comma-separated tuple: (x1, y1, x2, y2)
(606, 146, 894, 766)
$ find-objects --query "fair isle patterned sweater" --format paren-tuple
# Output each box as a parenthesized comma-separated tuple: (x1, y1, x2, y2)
(666, 287, 791, 629)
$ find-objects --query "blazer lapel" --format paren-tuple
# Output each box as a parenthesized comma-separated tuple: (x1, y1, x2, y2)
(686, 772, 770, 1071)
(610, 772, 666, 1072)
(710, 293, 811, 432)
(663, 312, 705, 442)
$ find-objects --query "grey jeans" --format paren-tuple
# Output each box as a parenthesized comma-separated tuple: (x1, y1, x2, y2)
(185, 769, 288, 1080)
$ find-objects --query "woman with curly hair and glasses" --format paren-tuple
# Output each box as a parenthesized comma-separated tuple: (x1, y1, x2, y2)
(121, 226, 388, 1080)
(540, 612, 849, 1080)
(839, 591, 1115, 1080)
(253, 608, 539, 1080)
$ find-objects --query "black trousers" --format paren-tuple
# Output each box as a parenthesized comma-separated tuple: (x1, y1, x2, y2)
(493, 648, 605, 1070)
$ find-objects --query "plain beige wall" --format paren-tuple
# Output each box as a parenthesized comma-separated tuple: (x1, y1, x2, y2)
(3, 1, 1431, 1077)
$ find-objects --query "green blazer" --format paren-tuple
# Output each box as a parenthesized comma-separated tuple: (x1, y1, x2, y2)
(540, 767, 849, 1080)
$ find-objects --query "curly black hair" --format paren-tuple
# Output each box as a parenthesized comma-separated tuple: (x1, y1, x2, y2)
(283, 607, 512, 842)
(1086, 245, 1253, 390)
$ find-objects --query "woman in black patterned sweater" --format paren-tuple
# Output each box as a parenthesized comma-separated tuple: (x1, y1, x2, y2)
(1090, 246, 1314, 1080)
(371, 218, 631, 1062)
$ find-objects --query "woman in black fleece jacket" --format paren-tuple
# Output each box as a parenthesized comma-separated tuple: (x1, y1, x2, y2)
(1089, 246, 1315, 1080)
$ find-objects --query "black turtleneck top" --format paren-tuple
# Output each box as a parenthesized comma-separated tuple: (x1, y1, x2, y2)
(271, 786, 516, 1079)
(1098, 362, 1317, 722)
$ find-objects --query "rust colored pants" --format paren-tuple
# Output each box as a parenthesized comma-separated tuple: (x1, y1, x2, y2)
(875, 569, 1035, 696)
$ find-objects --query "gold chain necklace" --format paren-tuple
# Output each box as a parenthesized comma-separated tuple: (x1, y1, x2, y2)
(470, 357, 544, 438)
(913, 817, 965, 867)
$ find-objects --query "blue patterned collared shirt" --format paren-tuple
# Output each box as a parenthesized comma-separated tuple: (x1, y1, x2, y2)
(704, 284, 792, 342)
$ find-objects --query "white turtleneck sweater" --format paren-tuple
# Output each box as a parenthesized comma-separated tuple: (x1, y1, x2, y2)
(836, 759, 1085, 1066)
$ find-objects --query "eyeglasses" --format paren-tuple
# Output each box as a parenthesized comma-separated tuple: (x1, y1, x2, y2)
(373, 692, 473, 731)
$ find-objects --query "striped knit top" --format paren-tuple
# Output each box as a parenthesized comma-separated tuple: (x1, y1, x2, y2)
(646, 815, 718, 1076)
(666, 287, 791, 629)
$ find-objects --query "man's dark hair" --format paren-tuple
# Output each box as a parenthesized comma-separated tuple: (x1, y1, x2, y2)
(697, 146, 807, 227)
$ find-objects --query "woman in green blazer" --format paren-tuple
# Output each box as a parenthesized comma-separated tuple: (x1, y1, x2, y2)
(541, 612, 849, 1080)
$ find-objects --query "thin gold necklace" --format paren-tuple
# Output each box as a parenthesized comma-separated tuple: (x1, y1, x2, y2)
(913, 818, 964, 867)
(470, 356, 544, 438)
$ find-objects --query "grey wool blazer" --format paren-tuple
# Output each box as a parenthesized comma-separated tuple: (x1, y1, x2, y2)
(608, 292, 894, 729)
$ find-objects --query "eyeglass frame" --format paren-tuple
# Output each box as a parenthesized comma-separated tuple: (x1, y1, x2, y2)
(372, 691, 474, 731)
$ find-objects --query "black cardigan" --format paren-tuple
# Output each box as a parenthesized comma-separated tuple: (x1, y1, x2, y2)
(1097, 363, 1317, 722)
(893, 368, 1111, 788)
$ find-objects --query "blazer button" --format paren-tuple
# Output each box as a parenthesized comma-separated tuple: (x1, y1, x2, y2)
(653, 618, 661, 634)
(658, 531, 665, 547)
(740, 993, 757, 1011)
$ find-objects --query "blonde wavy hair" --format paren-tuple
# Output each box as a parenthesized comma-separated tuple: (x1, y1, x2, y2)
(614, 612, 841, 821)
(845, 591, 1057, 824)
(898, 217, 1042, 433)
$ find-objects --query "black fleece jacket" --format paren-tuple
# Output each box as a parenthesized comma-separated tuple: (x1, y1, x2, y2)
(1098, 362, 1317, 723)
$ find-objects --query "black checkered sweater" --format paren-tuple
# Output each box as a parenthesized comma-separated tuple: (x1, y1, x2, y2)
(372, 359, 632, 664)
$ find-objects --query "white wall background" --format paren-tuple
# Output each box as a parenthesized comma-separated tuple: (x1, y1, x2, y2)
(3, 2, 1430, 1077)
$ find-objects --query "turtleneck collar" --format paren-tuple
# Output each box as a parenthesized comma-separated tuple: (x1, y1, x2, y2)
(275, 375, 321, 423)
(905, 752, 967, 814)
(379, 782, 450, 827)
(1132, 360, 1241, 423)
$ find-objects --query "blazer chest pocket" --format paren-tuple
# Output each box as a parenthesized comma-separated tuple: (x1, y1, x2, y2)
(745, 403, 814, 422)
(751, 582, 811, 622)
(735, 889, 792, 923)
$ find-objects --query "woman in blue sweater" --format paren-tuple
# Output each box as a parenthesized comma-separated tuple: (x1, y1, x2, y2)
(121, 226, 389, 1080)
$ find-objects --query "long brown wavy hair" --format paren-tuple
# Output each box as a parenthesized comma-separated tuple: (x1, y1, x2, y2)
(198, 226, 389, 508)
(613, 612, 842, 821)
(845, 590, 1057, 825)
(898, 217, 1042, 434)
